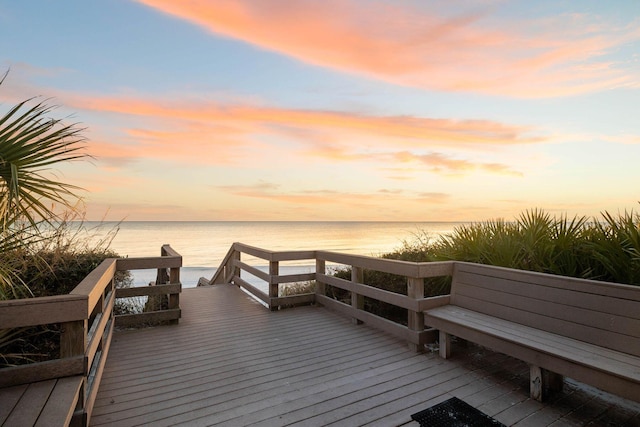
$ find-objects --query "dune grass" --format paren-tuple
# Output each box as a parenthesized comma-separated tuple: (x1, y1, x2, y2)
(389, 207, 640, 285)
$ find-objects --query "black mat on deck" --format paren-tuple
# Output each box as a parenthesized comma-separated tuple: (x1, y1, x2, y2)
(411, 397, 505, 427)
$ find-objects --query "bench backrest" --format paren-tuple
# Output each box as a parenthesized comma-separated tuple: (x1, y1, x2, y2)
(450, 262, 640, 357)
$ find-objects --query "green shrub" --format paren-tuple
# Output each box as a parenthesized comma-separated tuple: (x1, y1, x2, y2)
(0, 219, 133, 367)
(280, 281, 316, 296)
(0, 71, 136, 365)
(585, 210, 640, 284)
(394, 207, 640, 285)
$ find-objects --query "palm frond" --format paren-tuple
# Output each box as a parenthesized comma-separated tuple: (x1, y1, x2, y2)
(0, 87, 89, 229)
(0, 70, 90, 299)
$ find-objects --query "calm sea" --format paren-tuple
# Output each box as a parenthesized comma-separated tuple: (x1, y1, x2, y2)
(87, 221, 465, 288)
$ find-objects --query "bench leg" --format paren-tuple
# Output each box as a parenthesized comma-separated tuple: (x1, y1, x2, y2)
(530, 365, 543, 401)
(439, 331, 451, 359)
(530, 365, 564, 401)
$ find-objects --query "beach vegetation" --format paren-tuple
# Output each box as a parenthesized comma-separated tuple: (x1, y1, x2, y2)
(1, 69, 88, 299)
(326, 207, 639, 326)
(280, 281, 316, 296)
(0, 70, 133, 366)
(386, 207, 640, 285)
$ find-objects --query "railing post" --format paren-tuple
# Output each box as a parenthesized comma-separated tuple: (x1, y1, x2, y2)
(103, 277, 114, 352)
(160, 244, 182, 324)
(407, 276, 425, 353)
(225, 251, 241, 283)
(96, 288, 106, 353)
(351, 266, 364, 325)
(169, 265, 180, 325)
(315, 259, 325, 297)
(61, 318, 88, 416)
(269, 261, 279, 311)
(60, 319, 87, 362)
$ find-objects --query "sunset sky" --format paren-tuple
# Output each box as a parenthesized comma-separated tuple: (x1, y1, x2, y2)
(1, 0, 639, 221)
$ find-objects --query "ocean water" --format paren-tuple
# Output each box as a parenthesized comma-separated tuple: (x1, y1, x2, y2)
(88, 221, 464, 288)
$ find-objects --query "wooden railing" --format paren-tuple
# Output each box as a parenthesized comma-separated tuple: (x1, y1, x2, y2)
(207, 243, 453, 352)
(315, 251, 452, 352)
(0, 245, 182, 426)
(211, 242, 317, 310)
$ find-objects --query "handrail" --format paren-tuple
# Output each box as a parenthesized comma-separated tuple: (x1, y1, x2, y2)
(209, 245, 237, 285)
(208, 242, 453, 352)
(207, 242, 317, 310)
(0, 245, 182, 426)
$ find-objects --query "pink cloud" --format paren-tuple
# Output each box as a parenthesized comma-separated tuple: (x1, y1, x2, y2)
(74, 95, 537, 145)
(77, 96, 541, 144)
(2, 72, 538, 178)
(60, 92, 539, 175)
(393, 151, 522, 176)
(136, 0, 640, 97)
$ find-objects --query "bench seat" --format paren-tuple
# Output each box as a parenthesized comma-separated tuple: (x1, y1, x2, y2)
(0, 376, 83, 427)
(423, 262, 640, 402)
(426, 305, 640, 402)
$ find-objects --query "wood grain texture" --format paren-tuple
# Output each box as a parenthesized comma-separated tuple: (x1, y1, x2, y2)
(89, 285, 640, 426)
(0, 357, 85, 388)
(0, 295, 87, 328)
(0, 377, 83, 427)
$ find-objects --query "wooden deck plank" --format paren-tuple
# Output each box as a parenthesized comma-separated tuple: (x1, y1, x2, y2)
(152, 352, 428, 425)
(295, 368, 476, 427)
(91, 284, 640, 427)
(2, 380, 55, 427)
(95, 337, 431, 425)
(95, 317, 402, 397)
(35, 376, 83, 427)
(0, 383, 27, 424)
(341, 351, 519, 424)
(215, 362, 465, 426)
(94, 340, 416, 420)
(97, 321, 379, 394)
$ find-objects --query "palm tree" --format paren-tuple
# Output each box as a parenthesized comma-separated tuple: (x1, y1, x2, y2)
(0, 70, 88, 298)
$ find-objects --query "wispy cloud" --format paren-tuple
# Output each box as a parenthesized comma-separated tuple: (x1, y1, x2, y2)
(215, 182, 451, 205)
(136, 0, 640, 97)
(393, 151, 522, 176)
(60, 92, 539, 176)
(74, 95, 538, 145)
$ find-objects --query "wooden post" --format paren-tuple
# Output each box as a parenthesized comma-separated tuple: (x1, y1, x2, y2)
(407, 277, 425, 353)
(351, 266, 364, 325)
(169, 266, 180, 284)
(158, 245, 171, 284)
(315, 259, 326, 298)
(96, 291, 105, 353)
(61, 318, 88, 417)
(530, 365, 563, 401)
(103, 278, 113, 349)
(61, 320, 87, 361)
(168, 267, 180, 324)
(155, 268, 169, 285)
(530, 365, 543, 401)
(226, 250, 240, 283)
(439, 330, 451, 359)
(269, 261, 279, 311)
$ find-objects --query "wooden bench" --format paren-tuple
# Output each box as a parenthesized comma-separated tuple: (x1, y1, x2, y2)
(0, 376, 83, 426)
(423, 262, 640, 402)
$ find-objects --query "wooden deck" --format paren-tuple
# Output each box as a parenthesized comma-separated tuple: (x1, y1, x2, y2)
(91, 285, 640, 426)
